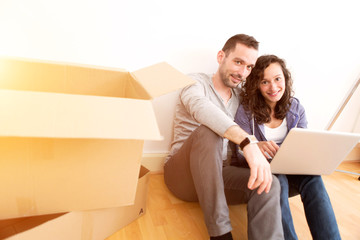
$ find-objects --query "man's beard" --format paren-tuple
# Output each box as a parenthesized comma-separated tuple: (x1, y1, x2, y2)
(220, 70, 243, 88)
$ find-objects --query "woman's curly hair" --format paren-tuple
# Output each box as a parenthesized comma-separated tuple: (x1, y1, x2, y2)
(240, 55, 294, 124)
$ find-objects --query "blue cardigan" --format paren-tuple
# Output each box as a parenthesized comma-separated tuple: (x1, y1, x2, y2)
(231, 97, 308, 167)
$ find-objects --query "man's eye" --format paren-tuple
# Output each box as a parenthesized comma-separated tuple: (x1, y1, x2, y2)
(235, 61, 241, 65)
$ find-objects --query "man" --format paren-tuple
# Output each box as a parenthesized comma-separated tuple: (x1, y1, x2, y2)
(164, 34, 284, 240)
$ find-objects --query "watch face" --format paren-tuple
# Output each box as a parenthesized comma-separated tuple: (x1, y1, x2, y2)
(240, 135, 258, 151)
(249, 135, 258, 143)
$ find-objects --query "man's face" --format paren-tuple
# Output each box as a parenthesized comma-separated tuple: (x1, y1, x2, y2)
(217, 43, 258, 88)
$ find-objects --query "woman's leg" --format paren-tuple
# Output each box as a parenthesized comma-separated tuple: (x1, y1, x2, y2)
(277, 174, 298, 240)
(287, 175, 341, 240)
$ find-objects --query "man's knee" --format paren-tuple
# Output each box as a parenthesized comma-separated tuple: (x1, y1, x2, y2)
(250, 175, 281, 203)
(268, 175, 281, 196)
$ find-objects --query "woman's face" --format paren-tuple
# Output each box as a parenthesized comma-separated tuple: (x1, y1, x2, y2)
(259, 62, 286, 107)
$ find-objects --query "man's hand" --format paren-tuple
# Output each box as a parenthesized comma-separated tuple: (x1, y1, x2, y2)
(223, 125, 273, 194)
(257, 141, 279, 159)
(242, 143, 273, 194)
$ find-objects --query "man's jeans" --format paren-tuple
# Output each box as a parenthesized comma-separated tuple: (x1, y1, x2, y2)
(277, 174, 341, 240)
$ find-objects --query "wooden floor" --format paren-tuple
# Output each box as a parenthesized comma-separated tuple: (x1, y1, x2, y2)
(107, 161, 360, 240)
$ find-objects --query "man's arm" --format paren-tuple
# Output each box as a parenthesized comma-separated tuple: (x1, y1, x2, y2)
(224, 125, 272, 194)
(180, 77, 236, 136)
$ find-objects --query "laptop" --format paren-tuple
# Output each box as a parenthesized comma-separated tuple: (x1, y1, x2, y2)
(270, 128, 360, 175)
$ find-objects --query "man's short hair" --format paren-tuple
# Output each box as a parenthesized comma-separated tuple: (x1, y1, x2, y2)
(222, 34, 259, 56)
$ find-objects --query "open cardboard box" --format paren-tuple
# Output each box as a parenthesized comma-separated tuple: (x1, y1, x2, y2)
(0, 166, 150, 240)
(0, 57, 194, 220)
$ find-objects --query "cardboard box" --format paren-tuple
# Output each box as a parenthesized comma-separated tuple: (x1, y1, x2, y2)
(0, 166, 150, 240)
(0, 57, 194, 219)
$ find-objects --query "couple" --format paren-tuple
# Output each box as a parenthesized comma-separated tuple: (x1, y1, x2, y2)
(164, 34, 341, 240)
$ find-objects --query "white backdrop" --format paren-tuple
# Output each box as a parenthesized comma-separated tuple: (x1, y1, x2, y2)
(0, 0, 359, 153)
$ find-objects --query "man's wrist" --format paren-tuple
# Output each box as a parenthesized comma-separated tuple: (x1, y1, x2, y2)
(239, 135, 258, 151)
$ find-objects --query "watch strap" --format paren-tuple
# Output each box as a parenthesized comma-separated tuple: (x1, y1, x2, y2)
(239, 135, 258, 151)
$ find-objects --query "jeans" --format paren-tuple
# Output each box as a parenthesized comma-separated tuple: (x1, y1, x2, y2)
(277, 174, 341, 240)
(164, 125, 284, 239)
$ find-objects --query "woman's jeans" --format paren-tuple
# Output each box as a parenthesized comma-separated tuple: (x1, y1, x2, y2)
(277, 174, 341, 240)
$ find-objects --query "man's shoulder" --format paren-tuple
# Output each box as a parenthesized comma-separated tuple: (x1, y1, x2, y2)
(187, 73, 212, 84)
(179, 73, 213, 95)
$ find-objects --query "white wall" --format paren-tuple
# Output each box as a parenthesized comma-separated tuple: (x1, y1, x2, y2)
(329, 79, 360, 133)
(1, 0, 359, 153)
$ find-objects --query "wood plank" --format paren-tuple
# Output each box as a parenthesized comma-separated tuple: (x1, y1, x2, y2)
(107, 161, 360, 240)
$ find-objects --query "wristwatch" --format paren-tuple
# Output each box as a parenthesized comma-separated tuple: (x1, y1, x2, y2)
(239, 135, 258, 151)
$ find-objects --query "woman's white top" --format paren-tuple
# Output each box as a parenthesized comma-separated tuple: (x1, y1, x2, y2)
(264, 118, 287, 144)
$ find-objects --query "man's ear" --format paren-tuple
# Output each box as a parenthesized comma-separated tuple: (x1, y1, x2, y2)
(217, 50, 225, 64)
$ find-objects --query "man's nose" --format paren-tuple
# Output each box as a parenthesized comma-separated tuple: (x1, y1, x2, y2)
(237, 65, 247, 78)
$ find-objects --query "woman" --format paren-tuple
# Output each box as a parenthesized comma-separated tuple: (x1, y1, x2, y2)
(232, 55, 341, 240)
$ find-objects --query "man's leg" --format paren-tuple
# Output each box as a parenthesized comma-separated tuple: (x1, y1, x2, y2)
(164, 125, 232, 237)
(287, 175, 341, 240)
(223, 166, 284, 240)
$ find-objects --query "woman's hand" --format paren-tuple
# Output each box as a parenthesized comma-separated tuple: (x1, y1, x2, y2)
(257, 141, 280, 159)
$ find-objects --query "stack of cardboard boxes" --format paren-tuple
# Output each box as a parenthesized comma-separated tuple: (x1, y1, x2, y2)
(0, 58, 193, 239)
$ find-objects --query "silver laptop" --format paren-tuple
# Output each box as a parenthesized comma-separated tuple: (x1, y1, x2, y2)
(270, 128, 360, 175)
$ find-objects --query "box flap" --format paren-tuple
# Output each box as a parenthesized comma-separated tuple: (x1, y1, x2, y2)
(0, 89, 162, 140)
(0, 58, 194, 101)
(0, 57, 130, 98)
(131, 62, 195, 99)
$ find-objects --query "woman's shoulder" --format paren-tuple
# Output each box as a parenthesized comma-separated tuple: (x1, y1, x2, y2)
(237, 103, 252, 115)
(235, 103, 253, 121)
(290, 97, 305, 112)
